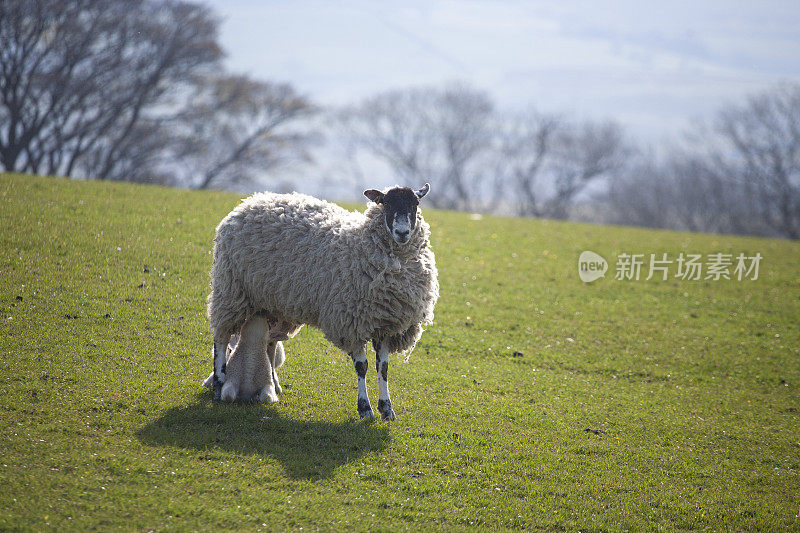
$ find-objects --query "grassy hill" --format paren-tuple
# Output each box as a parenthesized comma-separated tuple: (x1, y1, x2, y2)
(1, 172, 798, 531)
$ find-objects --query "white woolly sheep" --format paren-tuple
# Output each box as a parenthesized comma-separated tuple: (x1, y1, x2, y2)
(206, 184, 438, 420)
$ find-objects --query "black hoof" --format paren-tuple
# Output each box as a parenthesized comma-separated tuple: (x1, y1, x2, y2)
(357, 397, 374, 419)
(213, 380, 223, 401)
(378, 399, 396, 421)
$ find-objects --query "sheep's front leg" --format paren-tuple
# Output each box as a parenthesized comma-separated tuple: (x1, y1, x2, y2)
(350, 347, 374, 419)
(374, 340, 396, 421)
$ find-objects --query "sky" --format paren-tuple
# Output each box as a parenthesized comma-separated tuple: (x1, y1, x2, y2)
(198, 0, 800, 199)
(202, 0, 800, 145)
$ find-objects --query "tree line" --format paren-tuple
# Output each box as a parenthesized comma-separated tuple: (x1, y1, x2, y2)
(336, 82, 799, 240)
(2, 0, 798, 239)
(0, 0, 314, 189)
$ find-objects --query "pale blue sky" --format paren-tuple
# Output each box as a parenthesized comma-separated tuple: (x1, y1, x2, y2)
(202, 0, 800, 145)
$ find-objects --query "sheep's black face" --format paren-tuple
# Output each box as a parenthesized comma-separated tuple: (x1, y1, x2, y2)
(364, 184, 430, 245)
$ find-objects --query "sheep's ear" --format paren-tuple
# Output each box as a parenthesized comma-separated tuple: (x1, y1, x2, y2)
(416, 183, 430, 199)
(364, 189, 384, 204)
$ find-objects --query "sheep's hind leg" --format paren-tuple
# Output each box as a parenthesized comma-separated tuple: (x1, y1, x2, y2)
(256, 369, 279, 404)
(271, 367, 282, 395)
(268, 341, 285, 395)
(203, 334, 237, 389)
(257, 341, 279, 404)
(373, 339, 396, 421)
(350, 347, 374, 419)
(211, 336, 229, 401)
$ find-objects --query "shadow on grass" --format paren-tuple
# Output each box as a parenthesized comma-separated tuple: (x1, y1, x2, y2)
(136, 393, 390, 480)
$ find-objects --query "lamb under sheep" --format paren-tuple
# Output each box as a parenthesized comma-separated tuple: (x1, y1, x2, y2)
(206, 184, 439, 420)
(201, 316, 299, 402)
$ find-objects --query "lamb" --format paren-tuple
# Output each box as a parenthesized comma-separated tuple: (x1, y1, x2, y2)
(206, 184, 438, 420)
(201, 315, 299, 402)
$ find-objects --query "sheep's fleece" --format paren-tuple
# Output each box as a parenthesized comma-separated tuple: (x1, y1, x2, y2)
(207, 191, 439, 356)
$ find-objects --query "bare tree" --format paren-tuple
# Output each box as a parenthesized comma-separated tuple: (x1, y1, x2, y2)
(0, 0, 222, 181)
(604, 148, 745, 233)
(435, 86, 495, 209)
(712, 83, 800, 239)
(168, 74, 316, 190)
(337, 83, 494, 210)
(493, 113, 629, 219)
(604, 152, 669, 229)
(545, 120, 630, 219)
(493, 109, 560, 216)
(612, 83, 800, 239)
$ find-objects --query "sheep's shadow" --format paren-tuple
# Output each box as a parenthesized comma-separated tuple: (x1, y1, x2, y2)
(136, 393, 390, 480)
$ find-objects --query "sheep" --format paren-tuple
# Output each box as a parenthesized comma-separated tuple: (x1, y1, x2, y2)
(206, 184, 438, 420)
(202, 318, 300, 402)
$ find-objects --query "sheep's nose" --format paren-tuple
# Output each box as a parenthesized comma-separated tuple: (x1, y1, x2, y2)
(394, 229, 410, 242)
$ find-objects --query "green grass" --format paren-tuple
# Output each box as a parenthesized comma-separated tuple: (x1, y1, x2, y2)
(1, 172, 798, 531)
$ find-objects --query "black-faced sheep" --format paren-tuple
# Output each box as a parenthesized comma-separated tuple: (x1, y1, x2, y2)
(206, 184, 438, 420)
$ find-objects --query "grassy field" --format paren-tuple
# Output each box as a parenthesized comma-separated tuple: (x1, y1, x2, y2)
(0, 172, 798, 531)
